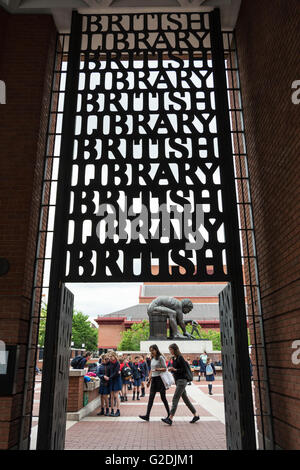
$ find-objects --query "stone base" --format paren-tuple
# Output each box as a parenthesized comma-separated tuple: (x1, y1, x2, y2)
(140, 339, 213, 354)
(67, 396, 101, 421)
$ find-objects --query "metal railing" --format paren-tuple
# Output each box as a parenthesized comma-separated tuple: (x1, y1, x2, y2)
(20, 33, 70, 449)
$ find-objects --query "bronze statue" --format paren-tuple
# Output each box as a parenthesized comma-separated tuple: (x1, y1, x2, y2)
(147, 296, 194, 339)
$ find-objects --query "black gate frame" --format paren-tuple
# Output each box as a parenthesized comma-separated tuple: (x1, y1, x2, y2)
(37, 283, 73, 449)
(36, 8, 256, 450)
(219, 283, 255, 449)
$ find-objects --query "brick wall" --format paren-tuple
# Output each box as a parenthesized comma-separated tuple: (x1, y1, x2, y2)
(67, 373, 100, 413)
(86, 387, 100, 404)
(98, 322, 126, 349)
(0, 8, 57, 449)
(235, 0, 300, 449)
(67, 375, 84, 413)
(119, 352, 222, 365)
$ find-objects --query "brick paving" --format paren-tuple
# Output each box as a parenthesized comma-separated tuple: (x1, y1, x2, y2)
(88, 402, 213, 418)
(30, 376, 226, 450)
(64, 420, 226, 450)
(32, 376, 42, 418)
(64, 377, 226, 450)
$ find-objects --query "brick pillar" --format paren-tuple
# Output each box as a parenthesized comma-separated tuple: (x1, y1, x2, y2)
(0, 8, 57, 449)
(235, 0, 300, 449)
(67, 371, 85, 413)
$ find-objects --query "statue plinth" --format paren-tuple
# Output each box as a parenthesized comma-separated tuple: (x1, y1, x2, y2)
(148, 312, 168, 340)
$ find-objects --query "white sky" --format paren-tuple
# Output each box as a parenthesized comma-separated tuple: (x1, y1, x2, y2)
(65, 282, 142, 325)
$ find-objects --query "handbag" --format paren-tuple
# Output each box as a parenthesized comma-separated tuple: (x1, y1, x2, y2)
(183, 359, 194, 382)
(160, 370, 175, 389)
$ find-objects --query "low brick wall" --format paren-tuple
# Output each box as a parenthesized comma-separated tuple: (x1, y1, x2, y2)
(67, 370, 85, 413)
(67, 369, 100, 414)
(84, 384, 99, 405)
(100, 352, 222, 364)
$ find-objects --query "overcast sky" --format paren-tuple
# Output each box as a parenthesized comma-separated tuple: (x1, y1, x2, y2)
(65, 282, 142, 325)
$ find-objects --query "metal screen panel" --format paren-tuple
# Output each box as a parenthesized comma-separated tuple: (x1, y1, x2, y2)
(55, 11, 237, 283)
(219, 282, 256, 449)
(37, 284, 74, 450)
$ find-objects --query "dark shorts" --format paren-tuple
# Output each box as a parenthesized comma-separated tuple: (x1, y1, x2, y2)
(133, 378, 141, 387)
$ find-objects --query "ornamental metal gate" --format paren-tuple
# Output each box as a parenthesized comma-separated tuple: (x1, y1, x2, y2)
(36, 9, 256, 449)
(219, 283, 255, 449)
(37, 284, 73, 450)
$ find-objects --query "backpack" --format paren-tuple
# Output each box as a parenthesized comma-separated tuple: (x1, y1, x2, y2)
(71, 355, 83, 369)
(122, 365, 132, 378)
(206, 364, 214, 375)
(201, 354, 208, 365)
(183, 359, 194, 382)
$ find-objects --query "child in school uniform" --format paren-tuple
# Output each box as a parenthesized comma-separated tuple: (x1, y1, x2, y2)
(96, 353, 111, 416)
(139, 355, 149, 398)
(205, 357, 216, 395)
(120, 356, 132, 401)
(127, 355, 133, 391)
(108, 351, 122, 416)
(131, 355, 142, 400)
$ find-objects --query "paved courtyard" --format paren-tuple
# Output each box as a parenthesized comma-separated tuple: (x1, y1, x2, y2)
(31, 376, 226, 450)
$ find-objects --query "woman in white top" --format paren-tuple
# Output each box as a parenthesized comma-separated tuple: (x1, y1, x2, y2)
(139, 344, 170, 422)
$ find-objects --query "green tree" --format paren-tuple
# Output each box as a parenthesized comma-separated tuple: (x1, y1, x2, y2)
(38, 302, 47, 347)
(38, 305, 98, 352)
(71, 310, 98, 351)
(117, 320, 222, 351)
(118, 320, 150, 351)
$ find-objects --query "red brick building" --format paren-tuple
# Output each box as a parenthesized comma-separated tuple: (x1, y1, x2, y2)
(96, 280, 223, 350)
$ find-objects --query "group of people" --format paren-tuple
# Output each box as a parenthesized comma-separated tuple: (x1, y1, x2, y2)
(93, 344, 217, 424)
(96, 351, 151, 417)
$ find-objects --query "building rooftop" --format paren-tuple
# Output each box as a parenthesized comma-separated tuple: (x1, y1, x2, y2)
(100, 302, 219, 321)
(141, 284, 226, 298)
